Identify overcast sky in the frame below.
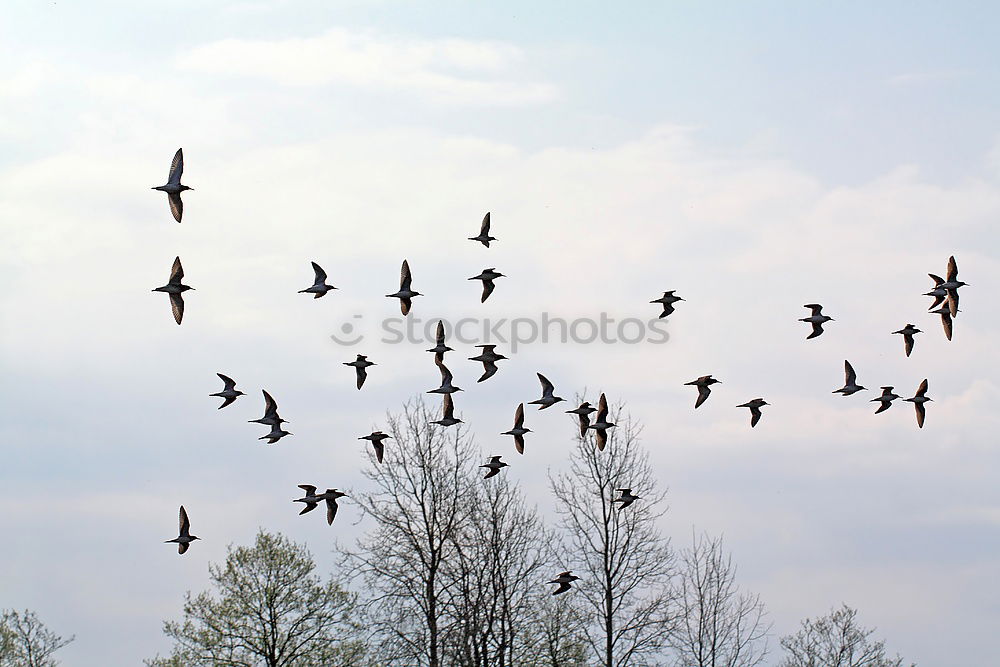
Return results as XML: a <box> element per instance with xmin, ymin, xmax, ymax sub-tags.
<box><xmin>2</xmin><ymin>2</ymin><xmax>999</xmax><ymax>665</ymax></box>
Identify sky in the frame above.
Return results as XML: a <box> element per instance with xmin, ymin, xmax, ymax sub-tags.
<box><xmin>1</xmin><ymin>1</ymin><xmax>999</xmax><ymax>664</ymax></box>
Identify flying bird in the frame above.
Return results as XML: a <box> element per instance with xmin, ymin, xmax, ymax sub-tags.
<box><xmin>259</xmin><ymin>422</ymin><xmax>292</xmax><ymax>444</ymax></box>
<box><xmin>870</xmin><ymin>386</ymin><xmax>900</xmax><ymax>414</ymax></box>
<box><xmin>588</xmin><ymin>393</ymin><xmax>616</xmax><ymax>450</ymax></box>
<box><xmin>468</xmin><ymin>268</ymin><xmax>505</xmax><ymax>302</ymax></box>
<box><xmin>833</xmin><ymin>360</ymin><xmax>866</xmax><ymax>396</ymax></box>
<box><xmin>427</xmin><ymin>359</ymin><xmax>462</xmax><ymax>394</ymax></box>
<box><xmin>737</xmin><ymin>398</ymin><xmax>768</xmax><ymax>428</ymax></box>
<box><xmin>298</xmin><ymin>261</ymin><xmax>336</xmax><ymax>298</ymax></box>
<box><xmin>426</xmin><ymin>320</ymin><xmax>454</xmax><ymax>363</ymax></box>
<box><xmin>469</xmin><ymin>212</ymin><xmax>497</xmax><ymax>247</ymax></box>
<box><xmin>929</xmin><ymin>305</ymin><xmax>955</xmax><ymax>341</ymax></box>
<box><xmin>529</xmin><ymin>373</ymin><xmax>565</xmax><ymax>409</ymax></box>
<box><xmin>480</xmin><ymin>455</ymin><xmax>509</xmax><ymax>479</ymax></box>
<box><xmin>548</xmin><ymin>571</ymin><xmax>580</xmax><ymax>595</ymax></box>
<box><xmin>344</xmin><ymin>354</ymin><xmax>376</xmax><ymax>389</ymax></box>
<box><xmin>359</xmin><ymin>431</ymin><xmax>392</xmax><ymax>464</ymax></box>
<box><xmin>165</xmin><ymin>505</ymin><xmax>199</xmax><ymax>554</ymax></box>
<box><xmin>650</xmin><ymin>291</ymin><xmax>684</xmax><ymax>318</ymax></box>
<box><xmin>209</xmin><ymin>373</ymin><xmax>245</xmax><ymax>409</ymax></box>
<box><xmin>385</xmin><ymin>259</ymin><xmax>421</xmax><ymax>315</ymax></box>
<box><xmin>293</xmin><ymin>486</ymin><xmax>347</xmax><ymax>525</ymax></box>
<box><xmin>938</xmin><ymin>255</ymin><xmax>968</xmax><ymax>318</ymax></box>
<box><xmin>431</xmin><ymin>393</ymin><xmax>463</xmax><ymax>428</ymax></box>
<box><xmin>249</xmin><ymin>390</ymin><xmax>288</xmax><ymax>427</ymax></box>
<box><xmin>566</xmin><ymin>401</ymin><xmax>597</xmax><ymax>437</ymax></box>
<box><xmin>502</xmin><ymin>403</ymin><xmax>531</xmax><ymax>455</ymax></box>
<box><xmin>152</xmin><ymin>148</ymin><xmax>193</xmax><ymax>223</ymax></box>
<box><xmin>614</xmin><ymin>488</ymin><xmax>640</xmax><ymax>509</ymax></box>
<box><xmin>152</xmin><ymin>256</ymin><xmax>194</xmax><ymax>325</ymax></box>
<box><xmin>904</xmin><ymin>379</ymin><xmax>932</xmax><ymax>428</ymax></box>
<box><xmin>468</xmin><ymin>344</ymin><xmax>507</xmax><ymax>382</ymax></box>
<box><xmin>684</xmin><ymin>375</ymin><xmax>721</xmax><ymax>409</ymax></box>
<box><xmin>799</xmin><ymin>304</ymin><xmax>834</xmax><ymax>339</ymax></box>
<box><xmin>892</xmin><ymin>324</ymin><xmax>921</xmax><ymax>358</ymax></box>
<box><xmin>925</xmin><ymin>274</ymin><xmax>948</xmax><ymax>311</ymax></box>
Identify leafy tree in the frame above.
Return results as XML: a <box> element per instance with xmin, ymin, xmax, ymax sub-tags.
<box><xmin>146</xmin><ymin>530</ymin><xmax>364</xmax><ymax>667</ymax></box>
<box><xmin>0</xmin><ymin>609</ymin><xmax>73</xmax><ymax>667</ymax></box>
<box><xmin>779</xmin><ymin>604</ymin><xmax>913</xmax><ymax>667</ymax></box>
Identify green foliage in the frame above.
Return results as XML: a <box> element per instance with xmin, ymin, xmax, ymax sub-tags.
<box><xmin>147</xmin><ymin>530</ymin><xmax>365</xmax><ymax>667</ymax></box>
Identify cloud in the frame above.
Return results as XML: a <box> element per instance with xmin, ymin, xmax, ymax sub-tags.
<box><xmin>175</xmin><ymin>28</ymin><xmax>558</xmax><ymax>105</ymax></box>
<box><xmin>887</xmin><ymin>68</ymin><xmax>971</xmax><ymax>86</ymax></box>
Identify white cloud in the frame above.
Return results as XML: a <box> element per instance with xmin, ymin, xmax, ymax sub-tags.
<box><xmin>175</xmin><ymin>28</ymin><xmax>558</xmax><ymax>105</ymax></box>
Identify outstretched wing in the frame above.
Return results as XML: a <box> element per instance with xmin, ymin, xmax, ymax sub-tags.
<box><xmin>537</xmin><ymin>373</ymin><xmax>555</xmax><ymax>396</ymax></box>
<box><xmin>179</xmin><ymin>506</ymin><xmax>191</xmax><ymax>536</ymax></box>
<box><xmin>438</xmin><ymin>360</ymin><xmax>454</xmax><ymax>386</ymax></box>
<box><xmin>694</xmin><ymin>384</ymin><xmax>711</xmax><ymax>409</ymax></box>
<box><xmin>217</xmin><ymin>373</ymin><xmax>237</xmax><ymax>391</ymax></box>
<box><xmin>513</xmin><ymin>403</ymin><xmax>525</xmax><ymax>429</ymax></box>
<box><xmin>168</xmin><ymin>193</ymin><xmax>184</xmax><ymax>223</ymax></box>
<box><xmin>168</xmin><ymin>148</ymin><xmax>184</xmax><ymax>184</ymax></box>
<box><xmin>947</xmin><ymin>255</ymin><xmax>958</xmax><ymax>282</ymax></box>
<box><xmin>441</xmin><ymin>393</ymin><xmax>455</xmax><ymax>419</ymax></box>
<box><xmin>480</xmin><ymin>212</ymin><xmax>491</xmax><ymax>235</ymax></box>
<box><xmin>399</xmin><ymin>260</ymin><xmax>412</xmax><ymax>291</ymax></box>
<box><xmin>481</xmin><ymin>279</ymin><xmax>496</xmax><ymax>302</ymax></box>
<box><xmin>298</xmin><ymin>484</ymin><xmax>317</xmax><ymax>495</ymax></box>
<box><xmin>326</xmin><ymin>498</ymin><xmax>340</xmax><ymax>525</ymax></box>
<box><xmin>169</xmin><ymin>256</ymin><xmax>184</xmax><ymax>284</ymax></box>
<box><xmin>844</xmin><ymin>360</ymin><xmax>857</xmax><ymax>384</ymax></box>
<box><xmin>596</xmin><ymin>393</ymin><xmax>609</xmax><ymax>422</ymax></box>
<box><xmin>263</xmin><ymin>390</ymin><xmax>279</xmax><ymax>417</ymax></box>
<box><xmin>311</xmin><ymin>261</ymin><xmax>327</xmax><ymax>284</ymax></box>
<box><xmin>169</xmin><ymin>293</ymin><xmax>185</xmax><ymax>325</ymax></box>
<box><xmin>435</xmin><ymin>320</ymin><xmax>446</xmax><ymax>345</ymax></box>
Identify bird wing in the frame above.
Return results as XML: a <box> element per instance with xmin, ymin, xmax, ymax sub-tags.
<box><xmin>298</xmin><ymin>502</ymin><xmax>318</xmax><ymax>515</ymax></box>
<box><xmin>438</xmin><ymin>360</ymin><xmax>454</xmax><ymax>385</ymax></box>
<box><xmin>916</xmin><ymin>378</ymin><xmax>928</xmax><ymax>397</ymax></box>
<box><xmin>481</xmin><ymin>279</ymin><xmax>495</xmax><ymax>302</ymax></box>
<box><xmin>178</xmin><ymin>542</ymin><xmax>189</xmax><ymax>554</ymax></box>
<box><xmin>874</xmin><ymin>402</ymin><xmax>890</xmax><ymax>414</ymax></box>
<box><xmin>298</xmin><ymin>484</ymin><xmax>317</xmax><ymax>495</ymax></box>
<box><xmin>218</xmin><ymin>395</ymin><xmax>238</xmax><ymax>409</ymax></box>
<box><xmin>595</xmin><ymin>428</ymin><xmax>607</xmax><ymax>451</ymax></box>
<box><xmin>399</xmin><ymin>260</ymin><xmax>412</xmax><ymax>291</ymax></box>
<box><xmin>903</xmin><ymin>335</ymin><xmax>914</xmax><ymax>357</ymax></box>
<box><xmin>807</xmin><ymin>321</ymin><xmax>824</xmax><ymax>339</ymax></box>
<box><xmin>749</xmin><ymin>407</ymin><xmax>762</xmax><ymax>427</ymax></box>
<box><xmin>263</xmin><ymin>390</ymin><xmax>279</xmax><ymax>417</ymax></box>
<box><xmin>400</xmin><ymin>297</ymin><xmax>411</xmax><ymax>316</ymax></box>
<box><xmin>326</xmin><ymin>498</ymin><xmax>339</xmax><ymax>525</ymax></box>
<box><xmin>537</xmin><ymin>373</ymin><xmax>555</xmax><ymax>397</ymax></box>
<box><xmin>947</xmin><ymin>255</ymin><xmax>958</xmax><ymax>282</ymax></box>
<box><xmin>941</xmin><ymin>311</ymin><xmax>953</xmax><ymax>340</ymax></box>
<box><xmin>577</xmin><ymin>413</ymin><xmax>590</xmax><ymax>437</ymax></box>
<box><xmin>169</xmin><ymin>293</ymin><xmax>185</xmax><ymax>325</ymax></box>
<box><xmin>513</xmin><ymin>403</ymin><xmax>525</xmax><ymax>428</ymax></box>
<box><xmin>373</xmin><ymin>441</ymin><xmax>384</xmax><ymax>464</ymax></box>
<box><xmin>694</xmin><ymin>384</ymin><xmax>711</xmax><ymax>409</ymax></box>
<box><xmin>596</xmin><ymin>393</ymin><xmax>609</xmax><ymax>422</ymax></box>
<box><xmin>435</xmin><ymin>320</ymin><xmax>446</xmax><ymax>345</ymax></box>
<box><xmin>179</xmin><ymin>506</ymin><xmax>191</xmax><ymax>536</ymax></box>
<box><xmin>553</xmin><ymin>581</ymin><xmax>571</xmax><ymax>595</ymax></box>
<box><xmin>844</xmin><ymin>360</ymin><xmax>857</xmax><ymax>384</ymax></box>
<box><xmin>478</xmin><ymin>360</ymin><xmax>498</xmax><ymax>382</ymax></box>
<box><xmin>804</xmin><ymin>303</ymin><xmax>823</xmax><ymax>316</ymax></box>
<box><xmin>483</xmin><ymin>466</ymin><xmax>499</xmax><ymax>479</ymax></box>
<box><xmin>169</xmin><ymin>256</ymin><xmax>184</xmax><ymax>284</ymax></box>
<box><xmin>480</xmin><ymin>212</ymin><xmax>491</xmax><ymax>235</ymax></box>
<box><xmin>514</xmin><ymin>434</ymin><xmax>525</xmax><ymax>455</ymax></box>
<box><xmin>946</xmin><ymin>290</ymin><xmax>959</xmax><ymax>318</ymax></box>
<box><xmin>441</xmin><ymin>393</ymin><xmax>455</xmax><ymax>419</ymax></box>
<box><xmin>311</xmin><ymin>261</ymin><xmax>327</xmax><ymax>284</ymax></box>
<box><xmin>357</xmin><ymin>366</ymin><xmax>368</xmax><ymax>390</ymax></box>
<box><xmin>168</xmin><ymin>193</ymin><xmax>184</xmax><ymax>223</ymax></box>
<box><xmin>915</xmin><ymin>401</ymin><xmax>926</xmax><ymax>428</ymax></box>
<box><xmin>217</xmin><ymin>373</ymin><xmax>237</xmax><ymax>391</ymax></box>
<box><xmin>928</xmin><ymin>273</ymin><xmax>944</xmax><ymax>286</ymax></box>
<box><xmin>168</xmin><ymin>148</ymin><xmax>184</xmax><ymax>184</ymax></box>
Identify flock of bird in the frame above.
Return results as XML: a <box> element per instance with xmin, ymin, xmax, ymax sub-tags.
<box><xmin>154</xmin><ymin>149</ymin><xmax>969</xmax><ymax>594</ymax></box>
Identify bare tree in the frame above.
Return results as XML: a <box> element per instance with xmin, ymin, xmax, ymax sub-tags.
<box><xmin>443</xmin><ymin>474</ymin><xmax>552</xmax><ymax>666</ymax></box>
<box><xmin>669</xmin><ymin>532</ymin><xmax>769</xmax><ymax>667</ymax></box>
<box><xmin>779</xmin><ymin>604</ymin><xmax>913</xmax><ymax>667</ymax></box>
<box><xmin>549</xmin><ymin>402</ymin><xmax>676</xmax><ymax>666</ymax></box>
<box><xmin>146</xmin><ymin>530</ymin><xmax>364</xmax><ymax>667</ymax></box>
<box><xmin>352</xmin><ymin>398</ymin><xmax>475</xmax><ymax>667</ymax></box>
<box><xmin>0</xmin><ymin>609</ymin><xmax>73</xmax><ymax>667</ymax></box>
